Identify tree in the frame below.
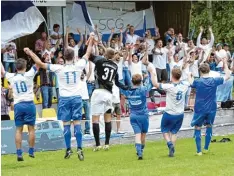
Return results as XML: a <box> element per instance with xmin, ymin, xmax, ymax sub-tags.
<box><xmin>190</xmin><ymin>1</ymin><xmax>234</xmax><ymax>49</ymax></box>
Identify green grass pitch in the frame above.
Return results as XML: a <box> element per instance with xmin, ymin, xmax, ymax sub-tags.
<box><xmin>2</xmin><ymin>135</ymin><xmax>234</xmax><ymax>176</ymax></box>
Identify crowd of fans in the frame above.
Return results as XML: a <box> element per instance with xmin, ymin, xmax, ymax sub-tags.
<box><xmin>1</xmin><ymin>23</ymin><xmax>234</xmax><ymax>133</ymax></box>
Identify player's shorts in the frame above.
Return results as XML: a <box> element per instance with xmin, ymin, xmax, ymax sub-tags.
<box><xmin>112</xmin><ymin>103</ymin><xmax>121</xmax><ymax>115</ymax></box>
<box><xmin>91</xmin><ymin>89</ymin><xmax>113</xmax><ymax>116</ymax></box>
<box><xmin>14</xmin><ymin>101</ymin><xmax>36</xmax><ymax>127</ymax></box>
<box><xmin>191</xmin><ymin>111</ymin><xmax>216</xmax><ymax>127</ymax></box>
<box><xmin>161</xmin><ymin>112</ymin><xmax>184</xmax><ymax>134</ymax></box>
<box><xmin>130</xmin><ymin>114</ymin><xmax>149</xmax><ymax>134</ymax></box>
<box><xmin>58</xmin><ymin>96</ymin><xmax>83</xmax><ymax>122</ymax></box>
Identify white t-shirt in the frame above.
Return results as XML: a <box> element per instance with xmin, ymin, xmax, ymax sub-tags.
<box><xmin>215</xmin><ymin>49</ymin><xmax>227</xmax><ymax>68</ymax></box>
<box><xmin>189</xmin><ymin>60</ymin><xmax>199</xmax><ymax>77</ymax></box>
<box><xmin>126</xmin><ymin>34</ymin><xmax>140</xmax><ymax>44</ymax></box>
<box><xmin>85</xmin><ymin>61</ymin><xmax>95</xmax><ymax>82</ymax></box>
<box><xmin>181</xmin><ymin>64</ymin><xmax>190</xmax><ymax>81</ymax></box>
<box><xmin>50</xmin><ymin>31</ymin><xmax>62</xmax><ymax>45</ymax></box>
<box><xmin>5</xmin><ymin>66</ymin><xmax>37</xmax><ymax>104</ymax></box>
<box><xmin>115</xmin><ymin>57</ymin><xmax>124</xmax><ymax>80</ymax></box>
<box><xmin>152</xmin><ymin>47</ymin><xmax>168</xmax><ymax>69</ymax></box>
<box><xmin>160</xmin><ymin>82</ymin><xmax>189</xmax><ymax>115</ymax></box>
<box><xmin>78</xmin><ymin>77</ymin><xmax>89</xmax><ymax>100</ymax></box>
<box><xmin>48</xmin><ymin>58</ymin><xmax>87</xmax><ymax>97</ymax></box>
<box><xmin>145</xmin><ymin>38</ymin><xmax>155</xmax><ymax>55</ymax></box>
<box><xmin>130</xmin><ymin>61</ymin><xmax>142</xmax><ymax>77</ymax></box>
<box><xmin>112</xmin><ymin>83</ymin><xmax>120</xmax><ymax>104</ymax></box>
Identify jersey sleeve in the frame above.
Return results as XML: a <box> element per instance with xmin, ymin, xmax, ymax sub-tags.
<box><xmin>74</xmin><ymin>58</ymin><xmax>87</xmax><ymax>71</ymax></box>
<box><xmin>159</xmin><ymin>83</ymin><xmax>174</xmax><ymax>92</ymax></box>
<box><xmin>25</xmin><ymin>65</ymin><xmax>38</xmax><ymax>78</ymax></box>
<box><xmin>47</xmin><ymin>64</ymin><xmax>63</xmax><ymax>73</ymax></box>
<box><xmin>4</xmin><ymin>72</ymin><xmax>15</xmax><ymax>83</ymax></box>
<box><xmin>215</xmin><ymin>77</ymin><xmax>224</xmax><ymax>86</ymax></box>
<box><xmin>115</xmin><ymin>73</ymin><xmax>130</xmax><ymax>90</ymax></box>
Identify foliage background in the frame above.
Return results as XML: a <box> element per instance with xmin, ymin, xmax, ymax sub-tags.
<box><xmin>189</xmin><ymin>1</ymin><xmax>234</xmax><ymax>50</ymax></box>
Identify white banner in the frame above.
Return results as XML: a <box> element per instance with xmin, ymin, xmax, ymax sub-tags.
<box><xmin>48</xmin><ymin>5</ymin><xmax>156</xmax><ymax>35</ymax></box>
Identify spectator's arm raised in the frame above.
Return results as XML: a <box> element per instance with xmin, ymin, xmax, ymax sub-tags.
<box><xmin>196</xmin><ymin>26</ymin><xmax>203</xmax><ymax>47</ymax></box>
<box><xmin>77</xmin><ymin>28</ymin><xmax>83</xmax><ymax>48</ymax></box>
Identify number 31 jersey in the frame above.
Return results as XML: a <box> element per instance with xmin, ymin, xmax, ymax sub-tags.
<box><xmin>94</xmin><ymin>58</ymin><xmax>118</xmax><ymax>93</ymax></box>
<box><xmin>159</xmin><ymin>82</ymin><xmax>189</xmax><ymax>115</ymax></box>
<box><xmin>5</xmin><ymin>66</ymin><xmax>37</xmax><ymax>105</ymax></box>
<box><xmin>48</xmin><ymin>58</ymin><xmax>87</xmax><ymax>97</ymax></box>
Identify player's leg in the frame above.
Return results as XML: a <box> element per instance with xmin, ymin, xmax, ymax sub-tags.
<box><xmin>141</xmin><ymin>116</ymin><xmax>149</xmax><ymax>154</ymax></box>
<box><xmin>58</xmin><ymin>97</ymin><xmax>72</xmax><ymax>158</ymax></box>
<box><xmin>170</xmin><ymin>114</ymin><xmax>184</xmax><ymax>156</ymax></box>
<box><xmin>15</xmin><ymin>126</ymin><xmax>24</xmax><ymax>161</ymax></box>
<box><xmin>83</xmin><ymin>100</ymin><xmax>90</xmax><ymax>134</ymax></box>
<box><xmin>92</xmin><ymin>115</ymin><xmax>101</xmax><ymax>151</ymax></box>
<box><xmin>203</xmin><ymin>111</ymin><xmax>216</xmax><ymax>153</ymax></box>
<box><xmin>130</xmin><ymin>116</ymin><xmax>143</xmax><ymax>159</ymax></box>
<box><xmin>103</xmin><ymin>110</ymin><xmax>112</xmax><ymax>150</ymax></box>
<box><xmin>27</xmin><ymin>125</ymin><xmax>35</xmax><ymax>158</ymax></box>
<box><xmin>91</xmin><ymin>90</ymin><xmax>103</xmax><ymax>151</ymax></box>
<box><xmin>161</xmin><ymin>113</ymin><xmax>174</xmax><ymax>157</ymax></box>
<box><xmin>191</xmin><ymin>113</ymin><xmax>204</xmax><ymax>155</ymax></box>
<box><xmin>71</xmin><ymin>96</ymin><xmax>84</xmax><ymax>161</ymax></box>
<box><xmin>23</xmin><ymin>101</ymin><xmax>37</xmax><ymax>158</ymax></box>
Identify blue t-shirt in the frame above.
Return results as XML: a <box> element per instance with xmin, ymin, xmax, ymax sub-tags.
<box><xmin>191</xmin><ymin>77</ymin><xmax>224</xmax><ymax>113</ymax></box>
<box><xmin>122</xmin><ymin>80</ymin><xmax>153</xmax><ymax>116</ymax></box>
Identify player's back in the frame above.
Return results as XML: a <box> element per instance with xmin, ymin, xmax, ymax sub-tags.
<box><xmin>123</xmin><ymin>86</ymin><xmax>150</xmax><ymax>116</ymax></box>
<box><xmin>162</xmin><ymin>82</ymin><xmax>189</xmax><ymax>115</ymax></box>
<box><xmin>5</xmin><ymin>66</ymin><xmax>37</xmax><ymax>104</ymax></box>
<box><xmin>95</xmin><ymin>58</ymin><xmax>118</xmax><ymax>93</ymax></box>
<box><xmin>48</xmin><ymin>59</ymin><xmax>86</xmax><ymax>97</ymax></box>
<box><xmin>192</xmin><ymin>77</ymin><xmax>224</xmax><ymax>113</ymax></box>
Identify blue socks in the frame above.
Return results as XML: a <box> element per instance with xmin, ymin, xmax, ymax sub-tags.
<box><xmin>194</xmin><ymin>129</ymin><xmax>201</xmax><ymax>153</ymax></box>
<box><xmin>74</xmin><ymin>124</ymin><xmax>82</xmax><ymax>150</ymax></box>
<box><xmin>63</xmin><ymin>125</ymin><xmax>71</xmax><ymax>149</ymax></box>
<box><xmin>16</xmin><ymin>149</ymin><xmax>22</xmax><ymax>157</ymax></box>
<box><xmin>167</xmin><ymin>141</ymin><xmax>173</xmax><ymax>149</ymax></box>
<box><xmin>204</xmin><ymin>127</ymin><xmax>212</xmax><ymax>150</ymax></box>
<box><xmin>29</xmin><ymin>148</ymin><xmax>34</xmax><ymax>155</ymax></box>
<box><xmin>135</xmin><ymin>143</ymin><xmax>142</xmax><ymax>157</ymax></box>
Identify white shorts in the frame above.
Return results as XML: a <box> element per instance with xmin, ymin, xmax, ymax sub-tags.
<box><xmin>91</xmin><ymin>89</ymin><xmax>113</xmax><ymax>116</ymax></box>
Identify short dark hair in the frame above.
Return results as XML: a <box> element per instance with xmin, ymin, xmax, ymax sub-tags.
<box><xmin>64</xmin><ymin>48</ymin><xmax>74</xmax><ymax>61</ymax></box>
<box><xmin>53</xmin><ymin>24</ymin><xmax>60</xmax><ymax>29</ymax></box>
<box><xmin>171</xmin><ymin>68</ymin><xmax>182</xmax><ymax>80</ymax></box>
<box><xmin>132</xmin><ymin>74</ymin><xmax>142</xmax><ymax>85</ymax></box>
<box><xmin>199</xmin><ymin>63</ymin><xmax>210</xmax><ymax>74</ymax></box>
<box><xmin>15</xmin><ymin>58</ymin><xmax>27</xmax><ymax>71</ymax></box>
<box><xmin>156</xmin><ymin>39</ymin><xmax>162</xmax><ymax>44</ymax></box>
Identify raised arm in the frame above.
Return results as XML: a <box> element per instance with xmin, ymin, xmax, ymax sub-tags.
<box><xmin>24</xmin><ymin>48</ymin><xmax>47</xmax><ymax>69</ymax></box>
<box><xmin>223</xmin><ymin>58</ymin><xmax>231</xmax><ymax>81</ymax></box>
<box><xmin>65</xmin><ymin>26</ymin><xmax>70</xmax><ymax>49</ymax></box>
<box><xmin>196</xmin><ymin>26</ymin><xmax>203</xmax><ymax>47</ymax></box>
<box><xmin>208</xmin><ymin>26</ymin><xmax>214</xmax><ymax>48</ymax></box>
<box><xmin>119</xmin><ymin>28</ymin><xmax>123</xmax><ymax>47</ymax></box>
<box><xmin>128</xmin><ymin>45</ymin><xmax>133</xmax><ymax>65</ymax></box>
<box><xmin>107</xmin><ymin>28</ymin><xmax>114</xmax><ymax>47</ymax></box>
<box><xmin>83</xmin><ymin>36</ymin><xmax>94</xmax><ymax>60</ymax></box>
<box><xmin>77</xmin><ymin>28</ymin><xmax>83</xmax><ymax>48</ymax></box>
<box><xmin>86</xmin><ymin>61</ymin><xmax>92</xmax><ymax>80</ymax></box>
<box><xmin>115</xmin><ymin>73</ymin><xmax>129</xmax><ymax>90</ymax></box>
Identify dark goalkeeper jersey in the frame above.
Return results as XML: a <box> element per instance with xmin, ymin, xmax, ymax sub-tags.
<box><xmin>90</xmin><ymin>55</ymin><xmax>128</xmax><ymax>93</ymax></box>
